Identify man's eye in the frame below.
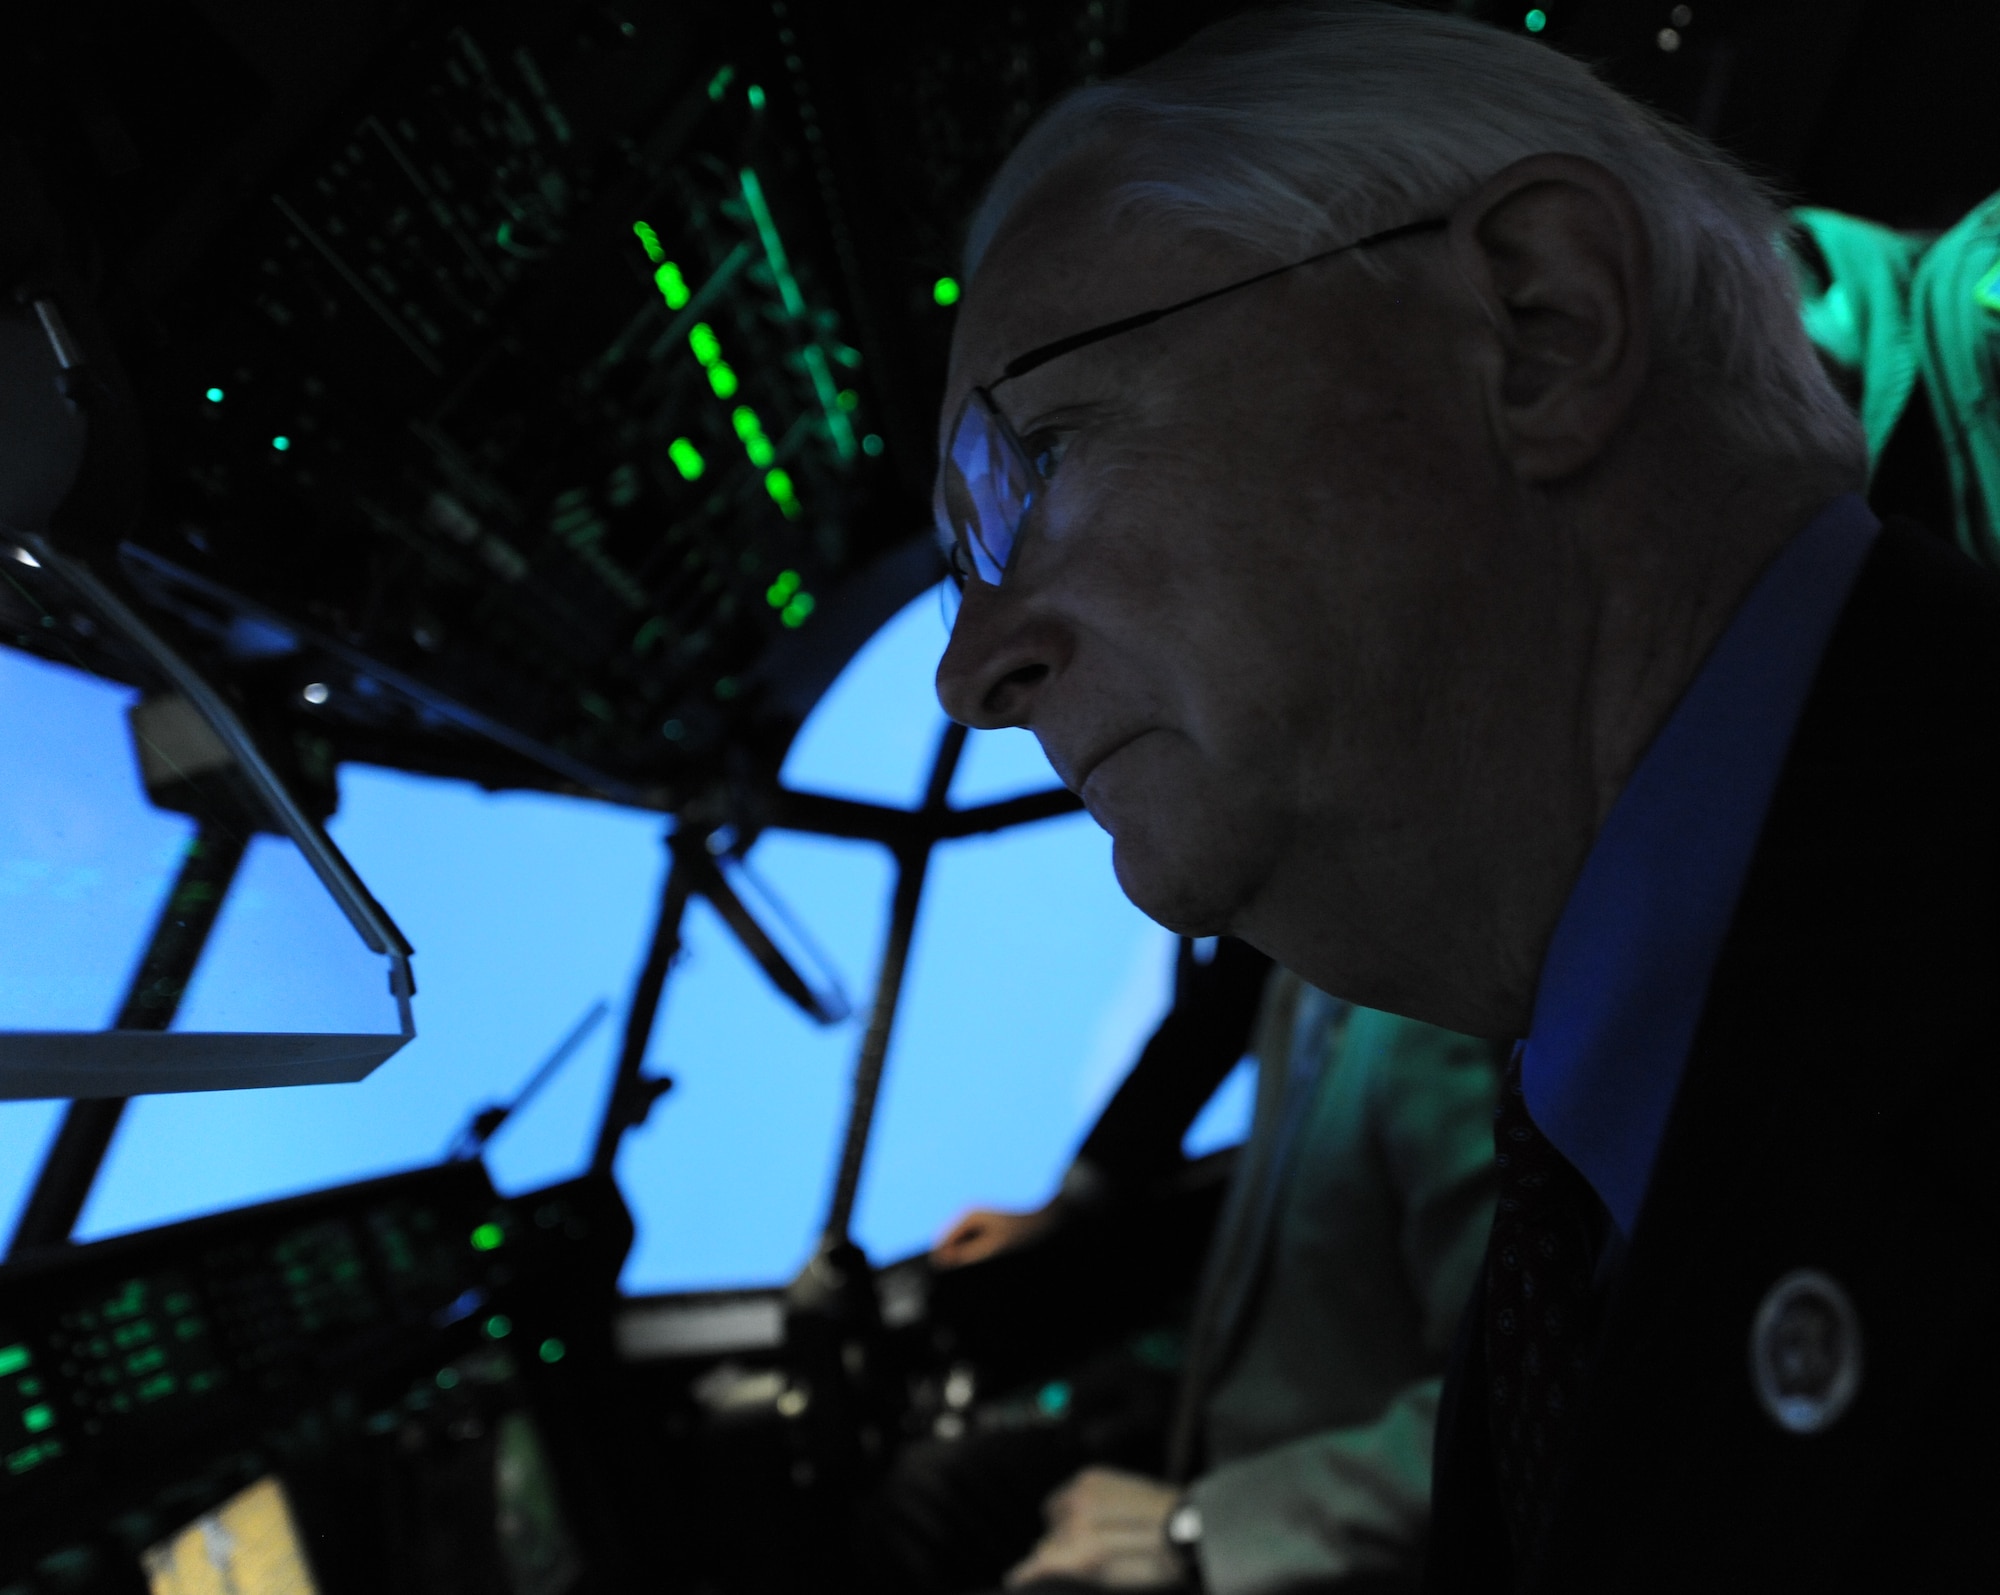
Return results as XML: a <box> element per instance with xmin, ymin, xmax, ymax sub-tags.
<box><xmin>1026</xmin><ymin>432</ymin><xmax>1070</xmax><ymax>481</ymax></box>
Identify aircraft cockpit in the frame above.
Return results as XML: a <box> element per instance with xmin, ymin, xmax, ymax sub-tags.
<box><xmin>0</xmin><ymin>2</ymin><xmax>1991</xmax><ymax>1592</ymax></box>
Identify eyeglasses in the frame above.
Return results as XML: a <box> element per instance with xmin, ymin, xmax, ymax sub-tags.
<box><xmin>934</xmin><ymin>215</ymin><xmax>1448</xmax><ymax>588</ymax></box>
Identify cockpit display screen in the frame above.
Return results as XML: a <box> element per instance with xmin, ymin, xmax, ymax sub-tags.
<box><xmin>141</xmin><ymin>1476</ymin><xmax>319</xmax><ymax>1595</ymax></box>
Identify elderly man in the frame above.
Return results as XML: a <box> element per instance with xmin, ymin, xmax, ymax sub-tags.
<box><xmin>932</xmin><ymin>5</ymin><xmax>1995</xmax><ymax>1591</ymax></box>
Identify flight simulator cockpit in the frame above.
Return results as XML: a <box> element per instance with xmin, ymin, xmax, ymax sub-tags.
<box><xmin>0</xmin><ymin>1</ymin><xmax>1992</xmax><ymax>1591</ymax></box>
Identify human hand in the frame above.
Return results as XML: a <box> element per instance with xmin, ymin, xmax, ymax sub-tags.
<box><xmin>931</xmin><ymin>1200</ymin><xmax>1062</xmax><ymax>1268</ymax></box>
<box><xmin>1005</xmin><ymin>1468</ymin><xmax>1184</xmax><ymax>1589</ymax></box>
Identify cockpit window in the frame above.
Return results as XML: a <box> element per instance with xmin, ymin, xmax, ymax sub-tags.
<box><xmin>71</xmin><ymin>588</ymin><xmax>1177</xmax><ymax>1293</ymax></box>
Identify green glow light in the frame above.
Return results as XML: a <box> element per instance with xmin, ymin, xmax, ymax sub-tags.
<box><xmin>739</xmin><ymin>169</ymin><xmax>805</xmax><ymax>318</ymax></box>
<box><xmin>836</xmin><ymin>388</ymin><xmax>859</xmax><ymax>412</ymax></box>
<box><xmin>633</xmin><ymin>221</ymin><xmax>665</xmax><ymax>263</ymax></box>
<box><xmin>20</xmin><ymin>1405</ymin><xmax>52</xmax><ymax>1434</ymax></box>
<box><xmin>436</xmin><ymin>1367</ymin><xmax>460</xmax><ymax>1390</ymax></box>
<box><xmin>668</xmin><ymin>438</ymin><xmax>706</xmax><ymax>480</ymax></box>
<box><xmin>485</xmin><ymin>1314</ymin><xmax>513</xmax><ymax>1340</ymax></box>
<box><xmin>271</xmin><ymin>435</ymin><xmax>291</xmax><ymax>451</ymax></box>
<box><xmin>803</xmin><ymin>345</ymin><xmax>857</xmax><ymax>460</ymax></box>
<box><xmin>733</xmin><ymin>406</ymin><xmax>776</xmax><ymax>467</ymax></box>
<box><xmin>747</xmin><ymin>84</ymin><xmax>766</xmax><ymax>110</ymax></box>
<box><xmin>862</xmin><ymin>433</ymin><xmax>884</xmax><ymax>457</ymax></box>
<box><xmin>539</xmin><ymin>1338</ymin><xmax>566</xmax><ymax>1364</ymax></box>
<box><xmin>0</xmin><ymin>1347</ymin><xmax>29</xmax><ymax>1378</ymax></box>
<box><xmin>204</xmin><ymin>387</ymin><xmax>224</xmax><ymax>403</ymax></box>
<box><xmin>689</xmin><ymin>323</ymin><xmax>721</xmax><ymax>366</ymax></box>
<box><xmin>1036</xmin><ymin>1381</ymin><xmax>1072</xmax><ymax>1418</ymax></box>
<box><xmin>708</xmin><ymin>363</ymin><xmax>739</xmax><ymax>399</ymax></box>
<box><xmin>470</xmin><ymin>1222</ymin><xmax>504</xmax><ymax>1252</ymax></box>
<box><xmin>1524</xmin><ymin>8</ymin><xmax>1547</xmax><ymax>30</ymax></box>
<box><xmin>933</xmin><ymin>277</ymin><xmax>961</xmax><ymax>307</ymax></box>
<box><xmin>766</xmin><ymin>569</ymin><xmax>801</xmax><ymax>607</ymax></box>
<box><xmin>765</xmin><ymin>468</ymin><xmax>801</xmax><ymax>519</ymax></box>
<box><xmin>780</xmin><ymin>592</ymin><xmax>815</xmax><ymax>628</ymax></box>
<box><xmin>707</xmin><ymin>65</ymin><xmax>735</xmax><ymax>101</ymax></box>
<box><xmin>654</xmin><ymin>260</ymin><xmax>690</xmax><ymax>309</ymax></box>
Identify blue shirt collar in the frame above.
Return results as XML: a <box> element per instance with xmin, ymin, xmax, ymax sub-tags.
<box><xmin>1521</xmin><ymin>493</ymin><xmax>1881</xmax><ymax>1235</ymax></box>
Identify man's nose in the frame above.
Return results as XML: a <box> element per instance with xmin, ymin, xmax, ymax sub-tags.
<box><xmin>934</xmin><ymin>583</ymin><xmax>1067</xmax><ymax>730</ymax></box>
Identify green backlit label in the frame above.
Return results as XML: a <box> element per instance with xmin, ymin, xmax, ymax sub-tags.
<box><xmin>668</xmin><ymin>439</ymin><xmax>706</xmax><ymax>481</ymax></box>
<box><xmin>6</xmin><ymin>1440</ymin><xmax>60</xmax><ymax>1474</ymax></box>
<box><xmin>654</xmin><ymin>261</ymin><xmax>690</xmax><ymax>310</ymax></box>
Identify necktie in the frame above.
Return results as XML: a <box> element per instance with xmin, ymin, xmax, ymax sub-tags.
<box><xmin>1484</xmin><ymin>1049</ymin><xmax>1612</xmax><ymax>1577</ymax></box>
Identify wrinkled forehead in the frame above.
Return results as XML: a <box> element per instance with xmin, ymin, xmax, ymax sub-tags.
<box><xmin>942</xmin><ymin>164</ymin><xmax>1274</xmax><ymax>432</ymax></box>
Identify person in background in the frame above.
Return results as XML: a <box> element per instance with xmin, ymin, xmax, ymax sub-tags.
<box><xmin>876</xmin><ymin>955</ymin><xmax>1500</xmax><ymax>1595</ymax></box>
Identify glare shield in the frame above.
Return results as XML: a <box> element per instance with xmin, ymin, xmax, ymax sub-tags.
<box><xmin>0</xmin><ymin>536</ymin><xmax>413</xmax><ymax>1099</ymax></box>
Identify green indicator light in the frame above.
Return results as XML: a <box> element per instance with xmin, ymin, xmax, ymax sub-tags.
<box><xmin>469</xmin><ymin>1222</ymin><xmax>504</xmax><ymax>1252</ymax></box>
<box><xmin>707</xmin><ymin>65</ymin><xmax>735</xmax><ymax>101</ymax></box>
<box><xmin>436</xmin><ymin>1367</ymin><xmax>460</xmax><ymax>1390</ymax></box>
<box><xmin>731</xmin><ymin>405</ymin><xmax>763</xmax><ymax>441</ymax></box>
<box><xmin>539</xmin><ymin>1337</ymin><xmax>566</xmax><ymax>1364</ymax></box>
<box><xmin>21</xmin><ymin>1405</ymin><xmax>53</xmax><ymax>1434</ymax></box>
<box><xmin>933</xmin><ymin>277</ymin><xmax>961</xmax><ymax>307</ymax></box>
<box><xmin>204</xmin><ymin>387</ymin><xmax>224</xmax><ymax>404</ymax></box>
<box><xmin>745</xmin><ymin>436</ymin><xmax>773</xmax><ymax>467</ymax></box>
<box><xmin>689</xmin><ymin>323</ymin><xmax>721</xmax><ymax>366</ymax></box>
<box><xmin>862</xmin><ymin>433</ymin><xmax>884</xmax><ymax>457</ymax></box>
<box><xmin>836</xmin><ymin>388</ymin><xmax>859</xmax><ymax>412</ymax></box>
<box><xmin>668</xmin><ymin>438</ymin><xmax>706</xmax><ymax>480</ymax></box>
<box><xmin>271</xmin><ymin>435</ymin><xmax>291</xmax><ymax>452</ymax></box>
<box><xmin>633</xmin><ymin>221</ymin><xmax>665</xmax><ymax>263</ymax></box>
<box><xmin>708</xmin><ymin>363</ymin><xmax>739</xmax><ymax>399</ymax></box>
<box><xmin>654</xmin><ymin>260</ymin><xmax>690</xmax><ymax>310</ymax></box>
<box><xmin>764</xmin><ymin>468</ymin><xmax>800</xmax><ymax>519</ymax></box>
<box><xmin>780</xmin><ymin>592</ymin><xmax>815</xmax><ymax>628</ymax></box>
<box><xmin>765</xmin><ymin>569</ymin><xmax>801</xmax><ymax>607</ymax></box>
<box><xmin>1036</xmin><ymin>1380</ymin><xmax>1072</xmax><ymax>1418</ymax></box>
<box><xmin>484</xmin><ymin>1313</ymin><xmax>513</xmax><ymax>1340</ymax></box>
<box><xmin>1524</xmin><ymin>8</ymin><xmax>1547</xmax><ymax>30</ymax></box>
<box><xmin>747</xmin><ymin>84</ymin><xmax>766</xmax><ymax>110</ymax></box>
<box><xmin>0</xmin><ymin>1346</ymin><xmax>29</xmax><ymax>1378</ymax></box>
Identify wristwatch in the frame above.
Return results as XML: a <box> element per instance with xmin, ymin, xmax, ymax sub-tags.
<box><xmin>1163</xmin><ymin>1496</ymin><xmax>1206</xmax><ymax>1592</ymax></box>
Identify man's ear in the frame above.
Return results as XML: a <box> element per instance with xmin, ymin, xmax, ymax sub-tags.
<box><xmin>1448</xmin><ymin>154</ymin><xmax>1651</xmax><ymax>482</ymax></box>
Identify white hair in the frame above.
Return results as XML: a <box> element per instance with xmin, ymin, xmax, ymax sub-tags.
<box><xmin>966</xmin><ymin>2</ymin><xmax>1863</xmax><ymax>472</ymax></box>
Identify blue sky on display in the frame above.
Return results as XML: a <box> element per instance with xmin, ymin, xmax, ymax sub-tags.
<box><xmin>0</xmin><ymin>585</ymin><xmax>1251</xmax><ymax>1290</ymax></box>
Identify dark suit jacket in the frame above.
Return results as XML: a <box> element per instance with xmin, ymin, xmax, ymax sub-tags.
<box><xmin>1426</xmin><ymin>521</ymin><xmax>2000</xmax><ymax>1591</ymax></box>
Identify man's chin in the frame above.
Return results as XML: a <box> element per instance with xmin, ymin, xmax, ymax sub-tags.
<box><xmin>1105</xmin><ymin>825</ymin><xmax>1257</xmax><ymax>939</ymax></box>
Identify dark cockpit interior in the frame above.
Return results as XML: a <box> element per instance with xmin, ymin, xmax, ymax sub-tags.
<box><xmin>0</xmin><ymin>2</ymin><xmax>1993</xmax><ymax>1591</ymax></box>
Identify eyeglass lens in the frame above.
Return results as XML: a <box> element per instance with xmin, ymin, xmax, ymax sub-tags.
<box><xmin>937</xmin><ymin>388</ymin><xmax>1037</xmax><ymax>586</ymax></box>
